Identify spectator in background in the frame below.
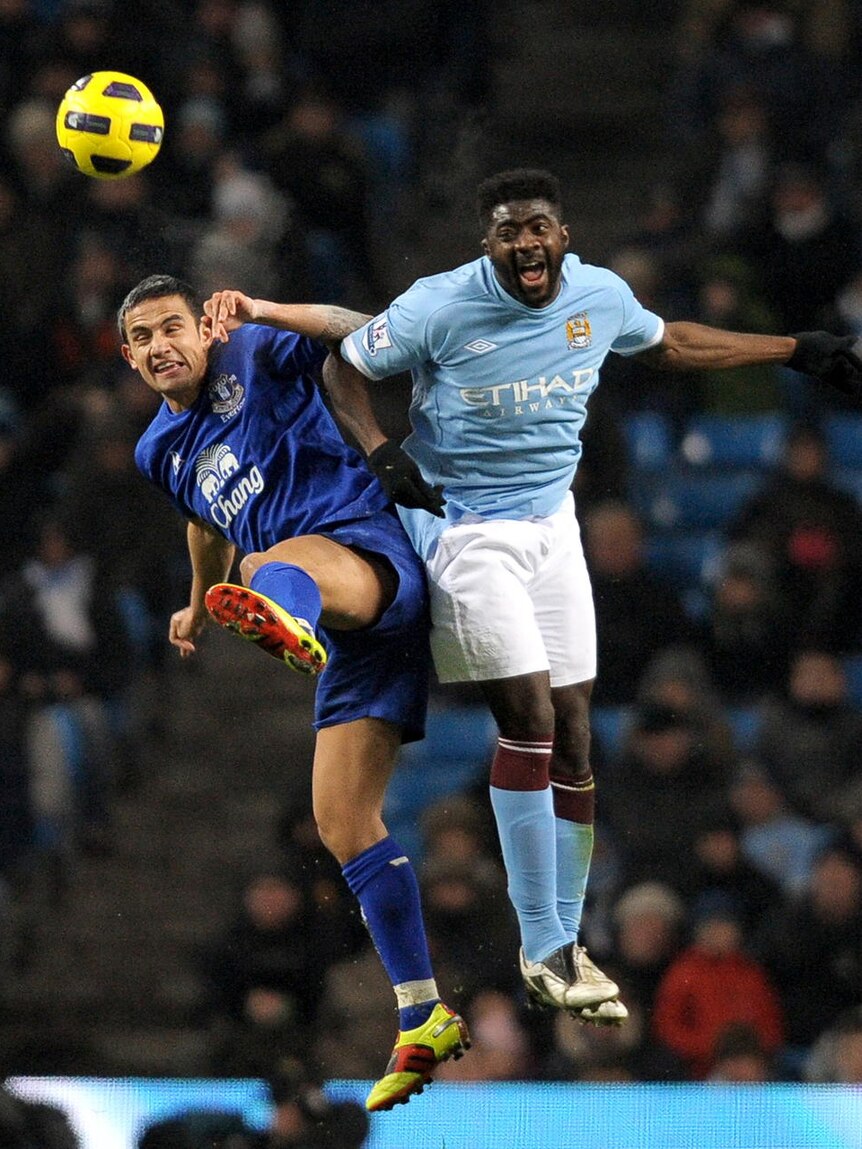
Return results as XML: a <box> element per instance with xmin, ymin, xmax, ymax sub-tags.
<box><xmin>805</xmin><ymin>1005</ymin><xmax>862</xmax><ymax>1083</ymax></box>
<box><xmin>751</xmin><ymin>842</ymin><xmax>862</xmax><ymax>1053</ymax></box>
<box><xmin>0</xmin><ymin>1081</ymin><xmax>80</xmax><ymax>1149</ymax></box>
<box><xmin>254</xmin><ymin>1055</ymin><xmax>369</xmax><ymax>1148</ymax></box>
<box><xmin>263</xmin><ymin>87</ymin><xmax>377</xmax><ymax>303</ymax></box>
<box><xmin>0</xmin><ymin>173</ymin><xmax>67</xmax><ymax>412</ymax></box>
<box><xmin>652</xmin><ymin>897</ymin><xmax>784</xmax><ymax>1079</ymax></box>
<box><xmin>698</xmin><ymin>85</ymin><xmax>774</xmax><ymax>242</ymax></box>
<box><xmin>689</xmin><ymin>254</ymin><xmax>782</xmax><ymax>413</ymax></box>
<box><xmin>189</xmin><ymin>165</ymin><xmax>298</xmax><ymax>301</ymax></box>
<box><xmin>635</xmin><ymin>646</ymin><xmax>737</xmax><ymax>777</ymax></box>
<box><xmin>728</xmin><ymin>759</ymin><xmax>834</xmax><ymax>896</ymax></box>
<box><xmin>707</xmin><ymin>1021</ymin><xmax>781</xmax><ymax>1081</ymax></box>
<box><xmin>0</xmin><ymin>0</ymin><xmax>41</xmax><ymax>120</ymax></box>
<box><xmin>157</xmin><ymin>95</ymin><xmax>228</xmax><ymax>225</ymax></box>
<box><xmin>277</xmin><ymin>797</ymin><xmax>368</xmax><ymax>966</ymax></box>
<box><xmin>686</xmin><ymin>809</ymin><xmax>782</xmax><ymax>930</ymax></box>
<box><xmin>582</xmin><ymin>500</ymin><xmax>692</xmax><ymax>707</ymax></box>
<box><xmin>729</xmin><ymin>421</ymin><xmax>862</xmax><ymax>650</ymax></box>
<box><xmin>2</xmin><ymin>512</ymin><xmax>128</xmax><ymax>867</ymax></box>
<box><xmin>602</xmin><ymin>702</ymin><xmax>729</xmax><ymax>892</ymax></box>
<box><xmin>697</xmin><ymin>541</ymin><xmax>794</xmax><ymax>704</ymax></box>
<box><xmin>740</xmin><ymin>162</ymin><xmax>860</xmax><ymax>336</ymax></box>
<box><xmin>606</xmin><ymin>880</ymin><xmax>687</xmax><ymax>1025</ymax></box>
<box><xmin>52</xmin><ymin>231</ymin><xmax>127</xmax><ymax>389</ymax></box>
<box><xmin>198</xmin><ymin>865</ymin><xmax>323</xmax><ymax>1078</ymax></box>
<box><xmin>754</xmin><ymin>649</ymin><xmax>862</xmax><ymax>826</ymax></box>
<box><xmin>419</xmin><ymin>854</ymin><xmax>521</xmax><ymax>1007</ymax></box>
<box><xmin>0</xmin><ymin>614</ymin><xmax>34</xmax><ymax>884</ymax></box>
<box><xmin>81</xmin><ymin>173</ymin><xmax>177</xmax><ymax>286</ymax></box>
<box><xmin>667</xmin><ymin>2</ymin><xmax>826</xmax><ymax>156</ymax></box>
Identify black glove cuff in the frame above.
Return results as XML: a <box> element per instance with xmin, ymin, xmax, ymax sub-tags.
<box><xmin>367</xmin><ymin>440</ymin><xmax>401</xmax><ymax>469</ymax></box>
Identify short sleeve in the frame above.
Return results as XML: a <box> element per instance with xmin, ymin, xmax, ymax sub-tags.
<box><xmin>608</xmin><ymin>274</ymin><xmax>665</xmax><ymax>356</ymax></box>
<box><xmin>268</xmin><ymin>328</ymin><xmax>328</xmax><ymax>375</ymax></box>
<box><xmin>341</xmin><ymin>285</ymin><xmax>432</xmax><ymax>380</ymax></box>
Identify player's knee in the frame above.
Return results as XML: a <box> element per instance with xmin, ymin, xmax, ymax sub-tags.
<box><xmin>313</xmin><ymin>803</ymin><xmax>365</xmax><ymax>866</ymax></box>
<box><xmin>239</xmin><ymin>552</ymin><xmax>265</xmax><ymax>585</ymax></box>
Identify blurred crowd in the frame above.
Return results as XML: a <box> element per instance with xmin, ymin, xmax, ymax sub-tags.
<box><xmin>2</xmin><ymin>3</ymin><xmax>862</xmax><ymax>1140</ymax></box>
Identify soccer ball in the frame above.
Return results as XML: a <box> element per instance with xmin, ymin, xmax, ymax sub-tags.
<box><xmin>56</xmin><ymin>70</ymin><xmax>164</xmax><ymax>179</ymax></box>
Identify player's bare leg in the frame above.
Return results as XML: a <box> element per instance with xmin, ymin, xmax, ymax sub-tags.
<box><xmin>313</xmin><ymin>719</ymin><xmax>469</xmax><ymax>1111</ymax></box>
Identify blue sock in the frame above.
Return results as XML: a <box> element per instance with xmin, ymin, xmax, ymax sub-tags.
<box><xmin>249</xmin><ymin>562</ymin><xmax>322</xmax><ymax>632</ymax></box>
<box><xmin>555</xmin><ymin>819</ymin><xmax>594</xmax><ymax>942</ymax></box>
<box><xmin>342</xmin><ymin>837</ymin><xmax>439</xmax><ymax>1030</ymax></box>
<box><xmin>489</xmin><ymin>785</ymin><xmax>568</xmax><ymax>962</ymax></box>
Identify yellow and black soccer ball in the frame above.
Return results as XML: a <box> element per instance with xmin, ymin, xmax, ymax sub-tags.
<box><xmin>56</xmin><ymin>70</ymin><xmax>164</xmax><ymax>179</ymax></box>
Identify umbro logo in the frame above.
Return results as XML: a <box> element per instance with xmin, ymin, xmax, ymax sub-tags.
<box><xmin>465</xmin><ymin>339</ymin><xmax>498</xmax><ymax>354</ymax></box>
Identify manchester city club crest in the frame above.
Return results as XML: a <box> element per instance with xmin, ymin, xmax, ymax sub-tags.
<box><xmin>208</xmin><ymin>373</ymin><xmax>245</xmax><ymax>420</ymax></box>
<box><xmin>566</xmin><ymin>312</ymin><xmax>592</xmax><ymax>350</ymax></box>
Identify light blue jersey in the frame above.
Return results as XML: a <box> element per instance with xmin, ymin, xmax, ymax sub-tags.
<box><xmin>342</xmin><ymin>252</ymin><xmax>664</xmax><ymax>559</ymax></box>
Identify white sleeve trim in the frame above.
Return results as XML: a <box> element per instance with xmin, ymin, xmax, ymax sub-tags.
<box><xmin>341</xmin><ymin>331</ymin><xmax>379</xmax><ymax>379</ymax></box>
<box><xmin>615</xmin><ymin>316</ymin><xmax>665</xmax><ymax>357</ymax></box>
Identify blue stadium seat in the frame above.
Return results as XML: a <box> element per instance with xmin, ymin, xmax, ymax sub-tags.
<box><xmin>824</xmin><ymin>413</ymin><xmax>862</xmax><ymax>469</ymax></box>
<box><xmin>680</xmin><ymin>413</ymin><xmax>787</xmax><ymax>469</ymax></box>
<box><xmin>622</xmin><ymin>411</ymin><xmax>674</xmax><ymax>472</ymax></box>
<box><xmin>591</xmin><ymin>705</ymin><xmax>633</xmax><ymax>763</ymax></box>
<box><xmin>833</xmin><ymin>467</ymin><xmax>862</xmax><ymax>503</ymax></box>
<box><xmin>634</xmin><ymin>469</ymin><xmax>760</xmax><ymax>531</ymax></box>
<box><xmin>842</xmin><ymin>654</ymin><xmax>862</xmax><ymax>707</ymax></box>
<box><xmin>383</xmin><ymin>703</ymin><xmax>497</xmax><ymax>860</ymax></box>
<box><xmin>645</xmin><ymin>530</ymin><xmax>724</xmax><ymax>592</ymax></box>
<box><xmin>726</xmin><ymin>706</ymin><xmax>763</xmax><ymax>754</ymax></box>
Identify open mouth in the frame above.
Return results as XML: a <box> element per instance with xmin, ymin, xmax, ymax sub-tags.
<box><xmin>517</xmin><ymin>260</ymin><xmax>547</xmax><ymax>287</ymax></box>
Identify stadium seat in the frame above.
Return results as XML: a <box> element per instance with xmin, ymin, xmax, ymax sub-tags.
<box><xmin>645</xmin><ymin>530</ymin><xmax>723</xmax><ymax>591</ymax></box>
<box><xmin>824</xmin><ymin>413</ymin><xmax>862</xmax><ymax>470</ymax></box>
<box><xmin>383</xmin><ymin>703</ymin><xmax>497</xmax><ymax>860</ymax></box>
<box><xmin>833</xmin><ymin>467</ymin><xmax>862</xmax><ymax>503</ymax></box>
<box><xmin>622</xmin><ymin>410</ymin><xmax>674</xmax><ymax>472</ymax></box>
<box><xmin>633</xmin><ymin>469</ymin><xmax>760</xmax><ymax>531</ymax></box>
<box><xmin>842</xmin><ymin>654</ymin><xmax>862</xmax><ymax>708</ymax></box>
<box><xmin>680</xmin><ymin>413</ymin><xmax>787</xmax><ymax>469</ymax></box>
<box><xmin>726</xmin><ymin>706</ymin><xmax>763</xmax><ymax>754</ymax></box>
<box><xmin>591</xmin><ymin>705</ymin><xmax>633</xmax><ymax>764</ymax></box>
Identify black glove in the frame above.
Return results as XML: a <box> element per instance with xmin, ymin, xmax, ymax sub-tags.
<box><xmin>788</xmin><ymin>331</ymin><xmax>862</xmax><ymax>400</ymax></box>
<box><xmin>367</xmin><ymin>440</ymin><xmax>446</xmax><ymax>516</ymax></box>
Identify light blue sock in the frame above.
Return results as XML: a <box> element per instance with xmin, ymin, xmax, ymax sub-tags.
<box><xmin>489</xmin><ymin>785</ymin><xmax>568</xmax><ymax>962</ymax></box>
<box><xmin>249</xmin><ymin>561</ymin><xmax>322</xmax><ymax>632</ymax></box>
<box><xmin>342</xmin><ymin>836</ymin><xmax>438</xmax><ymax>1030</ymax></box>
<box><xmin>555</xmin><ymin>819</ymin><xmax>594</xmax><ymax>943</ymax></box>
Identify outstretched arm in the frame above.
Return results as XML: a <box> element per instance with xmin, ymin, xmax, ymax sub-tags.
<box><xmin>169</xmin><ymin>519</ymin><xmax>236</xmax><ymax>657</ymax></box>
<box><xmin>202</xmin><ymin>289</ymin><xmax>370</xmax><ymax>349</ymax></box>
<box><xmin>638</xmin><ymin>322</ymin><xmax>862</xmax><ymax>399</ymax></box>
<box><xmin>637</xmin><ymin>322</ymin><xmax>795</xmax><ymax>371</ymax></box>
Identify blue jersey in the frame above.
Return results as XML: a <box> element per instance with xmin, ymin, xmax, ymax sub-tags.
<box><xmin>342</xmin><ymin>252</ymin><xmax>664</xmax><ymax>559</ymax></box>
<box><xmin>135</xmin><ymin>323</ymin><xmax>389</xmax><ymax>553</ymax></box>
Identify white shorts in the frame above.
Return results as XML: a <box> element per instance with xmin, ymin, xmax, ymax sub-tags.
<box><xmin>425</xmin><ymin>493</ymin><xmax>596</xmax><ymax>686</ymax></box>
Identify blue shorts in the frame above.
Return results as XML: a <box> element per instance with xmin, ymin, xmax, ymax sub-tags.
<box><xmin>314</xmin><ymin>507</ymin><xmax>431</xmax><ymax>743</ymax></box>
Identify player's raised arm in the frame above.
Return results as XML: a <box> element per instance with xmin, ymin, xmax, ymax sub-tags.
<box><xmin>203</xmin><ymin>290</ymin><xmax>370</xmax><ymax>349</ymax></box>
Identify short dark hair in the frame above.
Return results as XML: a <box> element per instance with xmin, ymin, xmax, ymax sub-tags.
<box><xmin>477</xmin><ymin>168</ymin><xmax>562</xmax><ymax>231</ymax></box>
<box><xmin>117</xmin><ymin>274</ymin><xmax>201</xmax><ymax>340</ymax></box>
